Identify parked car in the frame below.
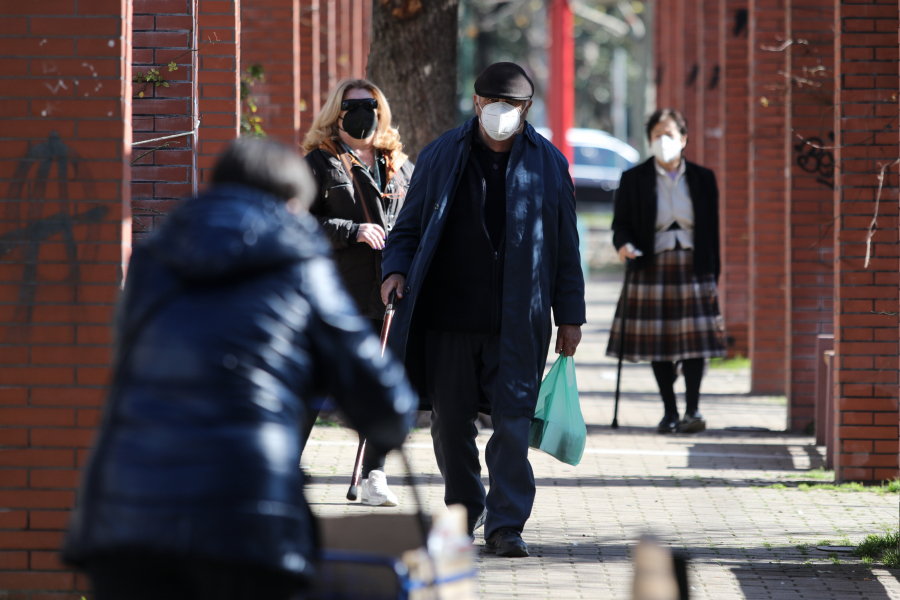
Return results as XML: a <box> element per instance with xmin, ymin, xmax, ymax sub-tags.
<box><xmin>535</xmin><ymin>127</ymin><xmax>641</xmax><ymax>203</ymax></box>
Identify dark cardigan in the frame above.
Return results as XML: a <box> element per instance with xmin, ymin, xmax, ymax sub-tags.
<box><xmin>611</xmin><ymin>157</ymin><xmax>721</xmax><ymax>280</ymax></box>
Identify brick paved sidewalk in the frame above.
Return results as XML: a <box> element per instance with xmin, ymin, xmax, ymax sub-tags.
<box><xmin>303</xmin><ymin>277</ymin><xmax>900</xmax><ymax>599</ymax></box>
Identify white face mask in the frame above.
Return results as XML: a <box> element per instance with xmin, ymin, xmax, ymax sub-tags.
<box><xmin>479</xmin><ymin>101</ymin><xmax>522</xmax><ymax>141</ymax></box>
<box><xmin>651</xmin><ymin>135</ymin><xmax>683</xmax><ymax>164</ymax></box>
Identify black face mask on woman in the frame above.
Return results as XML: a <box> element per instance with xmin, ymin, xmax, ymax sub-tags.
<box><xmin>340</xmin><ymin>103</ymin><xmax>378</xmax><ymax>140</ymax></box>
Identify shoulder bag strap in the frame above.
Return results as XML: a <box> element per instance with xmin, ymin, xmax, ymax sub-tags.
<box><xmin>337</xmin><ymin>152</ymin><xmax>376</xmax><ymax>225</ymax></box>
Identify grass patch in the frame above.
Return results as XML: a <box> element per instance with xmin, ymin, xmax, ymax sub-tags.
<box><xmin>709</xmin><ymin>355</ymin><xmax>751</xmax><ymax>370</ymax></box>
<box><xmin>763</xmin><ymin>479</ymin><xmax>899</xmax><ymax>495</ymax></box>
<box><xmin>314</xmin><ymin>417</ymin><xmax>341</xmax><ymax>427</ymax></box>
<box><xmin>854</xmin><ymin>526</ymin><xmax>900</xmax><ymax>568</ymax></box>
<box><xmin>787</xmin><ymin>468</ymin><xmax>834</xmax><ymax>481</ymax></box>
<box><xmin>577</xmin><ymin>211</ymin><xmax>613</xmax><ymax>229</ymax></box>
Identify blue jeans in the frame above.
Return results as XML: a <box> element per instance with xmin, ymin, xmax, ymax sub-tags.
<box><xmin>426</xmin><ymin>330</ymin><xmax>535</xmax><ymax>538</ymax></box>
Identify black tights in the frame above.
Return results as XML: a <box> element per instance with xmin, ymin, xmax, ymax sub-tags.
<box><xmin>651</xmin><ymin>358</ymin><xmax>704</xmax><ymax>417</ymax></box>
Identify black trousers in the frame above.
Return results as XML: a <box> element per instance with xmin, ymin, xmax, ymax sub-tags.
<box><xmin>299</xmin><ymin>318</ymin><xmax>386</xmax><ymax>478</ymax></box>
<box><xmin>426</xmin><ymin>330</ymin><xmax>535</xmax><ymax>538</ymax></box>
<box><xmin>651</xmin><ymin>358</ymin><xmax>705</xmax><ymax>416</ymax></box>
<box><xmin>86</xmin><ymin>554</ymin><xmax>305</xmax><ymax>600</ymax></box>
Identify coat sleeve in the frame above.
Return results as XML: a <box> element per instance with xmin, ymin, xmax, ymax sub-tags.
<box><xmin>303</xmin><ymin>256</ymin><xmax>416</xmax><ymax>452</ymax></box>
<box><xmin>381</xmin><ymin>145</ymin><xmax>431</xmax><ymax>280</ymax></box>
<box><xmin>611</xmin><ymin>170</ymin><xmax>637</xmax><ymax>251</ymax></box>
<box><xmin>552</xmin><ymin>159</ymin><xmax>587</xmax><ymax>326</ymax></box>
<box><xmin>305</xmin><ymin>154</ymin><xmax>359</xmax><ymax>250</ymax></box>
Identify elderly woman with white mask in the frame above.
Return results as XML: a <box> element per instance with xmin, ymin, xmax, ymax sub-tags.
<box><xmin>606</xmin><ymin>108</ymin><xmax>726</xmax><ymax>434</ymax></box>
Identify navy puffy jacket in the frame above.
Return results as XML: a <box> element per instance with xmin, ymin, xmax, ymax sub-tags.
<box><xmin>63</xmin><ymin>184</ymin><xmax>416</xmax><ymax>580</ymax></box>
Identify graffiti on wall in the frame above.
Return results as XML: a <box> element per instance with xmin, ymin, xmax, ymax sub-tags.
<box><xmin>794</xmin><ymin>133</ymin><xmax>835</xmax><ymax>189</ymax></box>
<box><xmin>4</xmin><ymin>132</ymin><xmax>109</xmax><ymax>324</ymax></box>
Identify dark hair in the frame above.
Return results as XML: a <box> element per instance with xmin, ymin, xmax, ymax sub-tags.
<box><xmin>212</xmin><ymin>137</ymin><xmax>315</xmax><ymax>208</ymax></box>
<box><xmin>646</xmin><ymin>109</ymin><xmax>688</xmax><ymax>141</ymax></box>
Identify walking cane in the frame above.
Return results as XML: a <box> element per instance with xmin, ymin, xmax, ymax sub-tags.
<box><xmin>346</xmin><ymin>290</ymin><xmax>398</xmax><ymax>501</ymax></box>
<box><xmin>612</xmin><ymin>259</ymin><xmax>633</xmax><ymax>429</ymax></box>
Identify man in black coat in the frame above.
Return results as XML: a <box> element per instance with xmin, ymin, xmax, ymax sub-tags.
<box><xmin>382</xmin><ymin>63</ymin><xmax>586</xmax><ymax>558</ymax></box>
<box><xmin>63</xmin><ymin>139</ymin><xmax>417</xmax><ymax>600</ymax></box>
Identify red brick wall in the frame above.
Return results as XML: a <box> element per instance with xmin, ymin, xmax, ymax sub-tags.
<box><xmin>702</xmin><ymin>0</ymin><xmax>726</xmax><ymax>178</ymax></box>
<box><xmin>672</xmin><ymin>0</ymin><xmax>687</xmax><ymax>111</ymax></box>
<box><xmin>0</xmin><ymin>0</ymin><xmax>133</xmax><ymax>594</ymax></box>
<box><xmin>722</xmin><ymin>0</ymin><xmax>751</xmax><ymax>358</ymax></box>
<box><xmin>832</xmin><ymin>0</ymin><xmax>899</xmax><ymax>482</ymax></box>
<box><xmin>786</xmin><ymin>0</ymin><xmax>835</xmax><ymax>431</ymax></box>
<box><xmin>748</xmin><ymin>0</ymin><xmax>788</xmax><ymax>395</ymax></box>
<box><xmin>241</xmin><ymin>0</ymin><xmax>301</xmax><ymax>146</ymax></box>
<box><xmin>196</xmin><ymin>0</ymin><xmax>241</xmax><ymax>186</ymax></box>
<box><xmin>655</xmin><ymin>0</ymin><xmax>674</xmax><ymax>108</ymax></box>
<box><xmin>297</xmin><ymin>0</ymin><xmax>371</xmax><ymax>141</ymax></box>
<box><xmin>684</xmin><ymin>0</ymin><xmax>704</xmax><ymax>161</ymax></box>
<box><xmin>132</xmin><ymin>0</ymin><xmax>197</xmax><ymax>238</ymax></box>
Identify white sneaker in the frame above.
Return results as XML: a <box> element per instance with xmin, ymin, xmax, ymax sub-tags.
<box><xmin>359</xmin><ymin>470</ymin><xmax>398</xmax><ymax>507</ymax></box>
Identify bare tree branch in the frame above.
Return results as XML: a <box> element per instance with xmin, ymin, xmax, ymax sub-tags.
<box><xmin>864</xmin><ymin>158</ymin><xmax>900</xmax><ymax>268</ymax></box>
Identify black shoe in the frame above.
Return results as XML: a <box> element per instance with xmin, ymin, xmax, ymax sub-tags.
<box><xmin>485</xmin><ymin>528</ymin><xmax>529</xmax><ymax>558</ymax></box>
<box><xmin>679</xmin><ymin>411</ymin><xmax>706</xmax><ymax>433</ymax></box>
<box><xmin>657</xmin><ymin>413</ymin><xmax>679</xmax><ymax>433</ymax></box>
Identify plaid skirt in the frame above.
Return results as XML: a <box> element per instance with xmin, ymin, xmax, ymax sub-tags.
<box><xmin>605</xmin><ymin>249</ymin><xmax>727</xmax><ymax>363</ymax></box>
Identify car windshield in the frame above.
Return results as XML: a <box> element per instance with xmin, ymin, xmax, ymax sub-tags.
<box><xmin>574</xmin><ymin>145</ymin><xmax>629</xmax><ymax>169</ymax></box>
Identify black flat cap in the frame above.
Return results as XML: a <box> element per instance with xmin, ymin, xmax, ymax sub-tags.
<box><xmin>474</xmin><ymin>62</ymin><xmax>534</xmax><ymax>101</ymax></box>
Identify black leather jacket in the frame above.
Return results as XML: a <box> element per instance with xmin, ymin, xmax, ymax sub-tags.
<box><xmin>306</xmin><ymin>144</ymin><xmax>413</xmax><ymax>319</ymax></box>
<box><xmin>63</xmin><ymin>184</ymin><xmax>416</xmax><ymax>580</ymax></box>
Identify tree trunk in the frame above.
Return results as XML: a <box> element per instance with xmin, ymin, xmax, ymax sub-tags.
<box><xmin>367</xmin><ymin>0</ymin><xmax>460</xmax><ymax>162</ymax></box>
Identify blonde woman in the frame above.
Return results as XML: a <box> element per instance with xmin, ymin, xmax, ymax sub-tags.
<box><xmin>301</xmin><ymin>79</ymin><xmax>413</xmax><ymax>507</ymax></box>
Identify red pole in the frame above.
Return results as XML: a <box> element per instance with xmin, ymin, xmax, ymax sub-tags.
<box><xmin>549</xmin><ymin>0</ymin><xmax>574</xmax><ymax>166</ymax></box>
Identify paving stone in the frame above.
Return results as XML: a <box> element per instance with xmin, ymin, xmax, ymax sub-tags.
<box><xmin>303</xmin><ymin>276</ymin><xmax>900</xmax><ymax>599</ymax></box>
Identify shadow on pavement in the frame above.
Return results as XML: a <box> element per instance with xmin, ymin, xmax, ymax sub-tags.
<box><xmin>585</xmin><ymin>423</ymin><xmax>811</xmax><ymax>441</ymax></box>
<box><xmin>727</xmin><ymin>549</ymin><xmax>900</xmax><ymax>600</ymax></box>
<box><xmin>310</xmin><ymin>472</ymin><xmax>837</xmax><ymax>490</ymax></box>
<box><xmin>477</xmin><ymin>541</ymin><xmax>900</xmax><ymax>599</ymax></box>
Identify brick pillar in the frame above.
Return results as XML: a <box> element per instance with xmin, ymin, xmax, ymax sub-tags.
<box><xmin>132</xmin><ymin>0</ymin><xmax>197</xmax><ymax>238</ymax></box>
<box><xmin>683</xmin><ymin>0</ymin><xmax>704</xmax><ymax>161</ymax></box>
<box><xmin>0</xmin><ymin>0</ymin><xmax>132</xmax><ymax>593</ymax></box>
<box><xmin>723</xmin><ymin>0</ymin><xmax>751</xmax><ymax>357</ymax></box>
<box><xmin>298</xmin><ymin>0</ymin><xmax>371</xmax><ymax>139</ymax></box>
<box><xmin>786</xmin><ymin>0</ymin><xmax>835</xmax><ymax>431</ymax></box>
<box><xmin>703</xmin><ymin>0</ymin><xmax>726</xmax><ymax>182</ymax></box>
<box><xmin>704</xmin><ymin>0</ymin><xmax>727</xmax><ymax>348</ymax></box>
<box><xmin>748</xmin><ymin>0</ymin><xmax>789</xmax><ymax>395</ymax></box>
<box><xmin>197</xmin><ymin>0</ymin><xmax>241</xmax><ymax>186</ymax></box>
<box><xmin>832</xmin><ymin>0</ymin><xmax>899</xmax><ymax>483</ymax></box>
<box><xmin>655</xmin><ymin>0</ymin><xmax>674</xmax><ymax>107</ymax></box>
<box><xmin>672</xmin><ymin>0</ymin><xmax>687</xmax><ymax>111</ymax></box>
<box><xmin>241</xmin><ymin>0</ymin><xmax>302</xmax><ymax>145</ymax></box>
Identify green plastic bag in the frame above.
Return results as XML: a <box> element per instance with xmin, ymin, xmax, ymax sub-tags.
<box><xmin>529</xmin><ymin>356</ymin><xmax>586</xmax><ymax>466</ymax></box>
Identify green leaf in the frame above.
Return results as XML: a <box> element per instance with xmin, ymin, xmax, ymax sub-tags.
<box><xmin>139</xmin><ymin>91</ymin><xmax>144</xmax><ymax>98</ymax></box>
<box><xmin>162</xmin><ymin>81</ymin><xmax>169</xmax><ymax>88</ymax></box>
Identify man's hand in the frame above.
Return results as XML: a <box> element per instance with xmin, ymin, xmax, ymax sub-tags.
<box><xmin>357</xmin><ymin>223</ymin><xmax>386</xmax><ymax>250</ymax></box>
<box><xmin>381</xmin><ymin>273</ymin><xmax>406</xmax><ymax>305</ymax></box>
<box><xmin>555</xmin><ymin>324</ymin><xmax>582</xmax><ymax>357</ymax></box>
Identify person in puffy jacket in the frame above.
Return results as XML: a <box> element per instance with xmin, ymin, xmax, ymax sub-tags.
<box><xmin>63</xmin><ymin>138</ymin><xmax>417</xmax><ymax>600</ymax></box>
<box><xmin>301</xmin><ymin>78</ymin><xmax>413</xmax><ymax>507</ymax></box>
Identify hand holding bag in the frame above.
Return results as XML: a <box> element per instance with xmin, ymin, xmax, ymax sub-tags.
<box><xmin>529</xmin><ymin>356</ymin><xmax>587</xmax><ymax>466</ymax></box>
